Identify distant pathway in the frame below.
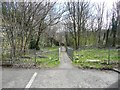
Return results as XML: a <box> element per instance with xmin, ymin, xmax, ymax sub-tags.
<box><xmin>58</xmin><ymin>47</ymin><xmax>74</xmax><ymax>69</ymax></box>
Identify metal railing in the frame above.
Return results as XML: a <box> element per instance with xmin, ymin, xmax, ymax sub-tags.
<box><xmin>66</xmin><ymin>47</ymin><xmax>74</xmax><ymax>61</ymax></box>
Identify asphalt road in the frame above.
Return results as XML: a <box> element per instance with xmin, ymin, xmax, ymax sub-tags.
<box><xmin>1</xmin><ymin>47</ymin><xmax>119</xmax><ymax>88</ymax></box>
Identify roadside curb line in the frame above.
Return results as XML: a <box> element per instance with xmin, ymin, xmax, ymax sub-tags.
<box><xmin>75</xmin><ymin>66</ymin><xmax>120</xmax><ymax>73</ymax></box>
<box><xmin>112</xmin><ymin>68</ymin><xmax>120</xmax><ymax>73</ymax></box>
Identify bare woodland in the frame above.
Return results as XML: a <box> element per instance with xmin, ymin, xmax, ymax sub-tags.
<box><xmin>1</xmin><ymin>0</ymin><xmax>120</xmax><ymax>62</ymax></box>
<box><xmin>64</xmin><ymin>0</ymin><xmax>120</xmax><ymax>49</ymax></box>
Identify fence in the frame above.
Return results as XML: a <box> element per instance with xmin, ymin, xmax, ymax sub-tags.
<box><xmin>1</xmin><ymin>48</ymin><xmax>59</xmax><ymax>68</ymax></box>
<box><xmin>66</xmin><ymin>46</ymin><xmax>119</xmax><ymax>67</ymax></box>
<box><xmin>73</xmin><ymin>47</ymin><xmax>119</xmax><ymax>66</ymax></box>
<box><xmin>66</xmin><ymin>47</ymin><xmax>74</xmax><ymax>61</ymax></box>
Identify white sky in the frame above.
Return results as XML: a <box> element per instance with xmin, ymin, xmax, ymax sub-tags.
<box><xmin>1</xmin><ymin>0</ymin><xmax>118</xmax><ymax>8</ymax></box>
<box><xmin>57</xmin><ymin>0</ymin><xmax>118</xmax><ymax>9</ymax></box>
<box><xmin>55</xmin><ymin>0</ymin><xmax>119</xmax><ymax>31</ymax></box>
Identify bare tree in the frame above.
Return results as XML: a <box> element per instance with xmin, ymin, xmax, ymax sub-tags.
<box><xmin>110</xmin><ymin>1</ymin><xmax>119</xmax><ymax>47</ymax></box>
<box><xmin>104</xmin><ymin>10</ymin><xmax>111</xmax><ymax>47</ymax></box>
<box><xmin>95</xmin><ymin>2</ymin><xmax>105</xmax><ymax>47</ymax></box>
<box><xmin>64</xmin><ymin>0</ymin><xmax>91</xmax><ymax>49</ymax></box>
<box><xmin>2</xmin><ymin>0</ymin><xmax>61</xmax><ymax>62</ymax></box>
<box><xmin>116</xmin><ymin>1</ymin><xmax>120</xmax><ymax>46</ymax></box>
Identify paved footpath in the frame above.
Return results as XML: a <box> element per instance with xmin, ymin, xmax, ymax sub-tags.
<box><xmin>1</xmin><ymin>47</ymin><xmax>119</xmax><ymax>88</ymax></box>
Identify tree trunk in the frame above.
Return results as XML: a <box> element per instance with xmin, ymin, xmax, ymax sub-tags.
<box><xmin>105</xmin><ymin>29</ymin><xmax>109</xmax><ymax>47</ymax></box>
<box><xmin>112</xmin><ymin>30</ymin><xmax>116</xmax><ymax>47</ymax></box>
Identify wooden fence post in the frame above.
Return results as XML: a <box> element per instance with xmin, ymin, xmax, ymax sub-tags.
<box><xmin>34</xmin><ymin>49</ymin><xmax>36</xmax><ymax>66</ymax></box>
<box><xmin>59</xmin><ymin>47</ymin><xmax>61</xmax><ymax>60</ymax></box>
<box><xmin>108</xmin><ymin>47</ymin><xmax>110</xmax><ymax>64</ymax></box>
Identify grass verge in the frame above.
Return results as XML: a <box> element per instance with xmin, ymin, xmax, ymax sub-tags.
<box><xmin>36</xmin><ymin>50</ymin><xmax>60</xmax><ymax>68</ymax></box>
<box><xmin>1</xmin><ymin>47</ymin><xmax>60</xmax><ymax>68</ymax></box>
<box><xmin>73</xmin><ymin>49</ymin><xmax>119</xmax><ymax>69</ymax></box>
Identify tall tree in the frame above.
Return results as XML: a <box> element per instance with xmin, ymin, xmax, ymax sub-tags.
<box><xmin>2</xmin><ymin>1</ymin><xmax>58</xmax><ymax>60</ymax></box>
<box><xmin>65</xmin><ymin>0</ymin><xmax>90</xmax><ymax>49</ymax></box>
<box><xmin>95</xmin><ymin>2</ymin><xmax>105</xmax><ymax>47</ymax></box>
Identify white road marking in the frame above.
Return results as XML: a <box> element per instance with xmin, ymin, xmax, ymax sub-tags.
<box><xmin>25</xmin><ymin>72</ymin><xmax>37</xmax><ymax>88</ymax></box>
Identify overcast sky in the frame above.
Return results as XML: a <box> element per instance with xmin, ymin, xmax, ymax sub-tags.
<box><xmin>1</xmin><ymin>0</ymin><xmax>118</xmax><ymax>8</ymax></box>
<box><xmin>57</xmin><ymin>0</ymin><xmax>118</xmax><ymax>9</ymax></box>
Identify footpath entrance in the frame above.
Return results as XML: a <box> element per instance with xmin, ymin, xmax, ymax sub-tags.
<box><xmin>58</xmin><ymin>47</ymin><xmax>74</xmax><ymax>69</ymax></box>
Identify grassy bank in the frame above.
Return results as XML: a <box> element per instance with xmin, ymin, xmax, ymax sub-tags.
<box><xmin>73</xmin><ymin>49</ymin><xmax>119</xmax><ymax>69</ymax></box>
<box><xmin>36</xmin><ymin>50</ymin><xmax>60</xmax><ymax>68</ymax></box>
<box><xmin>2</xmin><ymin>47</ymin><xmax>60</xmax><ymax>68</ymax></box>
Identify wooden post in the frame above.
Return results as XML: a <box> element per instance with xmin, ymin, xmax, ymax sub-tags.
<box><xmin>34</xmin><ymin>49</ymin><xmax>36</xmax><ymax>66</ymax></box>
<box><xmin>108</xmin><ymin>47</ymin><xmax>110</xmax><ymax>64</ymax></box>
<box><xmin>59</xmin><ymin>48</ymin><xmax>61</xmax><ymax>60</ymax></box>
<box><xmin>1</xmin><ymin>38</ymin><xmax>4</xmax><ymax>65</ymax></box>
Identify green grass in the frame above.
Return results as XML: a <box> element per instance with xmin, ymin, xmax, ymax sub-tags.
<box><xmin>2</xmin><ymin>47</ymin><xmax>60</xmax><ymax>68</ymax></box>
<box><xmin>73</xmin><ymin>49</ymin><xmax>119</xmax><ymax>69</ymax></box>
<box><xmin>41</xmin><ymin>46</ymin><xmax>59</xmax><ymax>51</ymax></box>
<box><xmin>36</xmin><ymin>50</ymin><xmax>60</xmax><ymax>68</ymax></box>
